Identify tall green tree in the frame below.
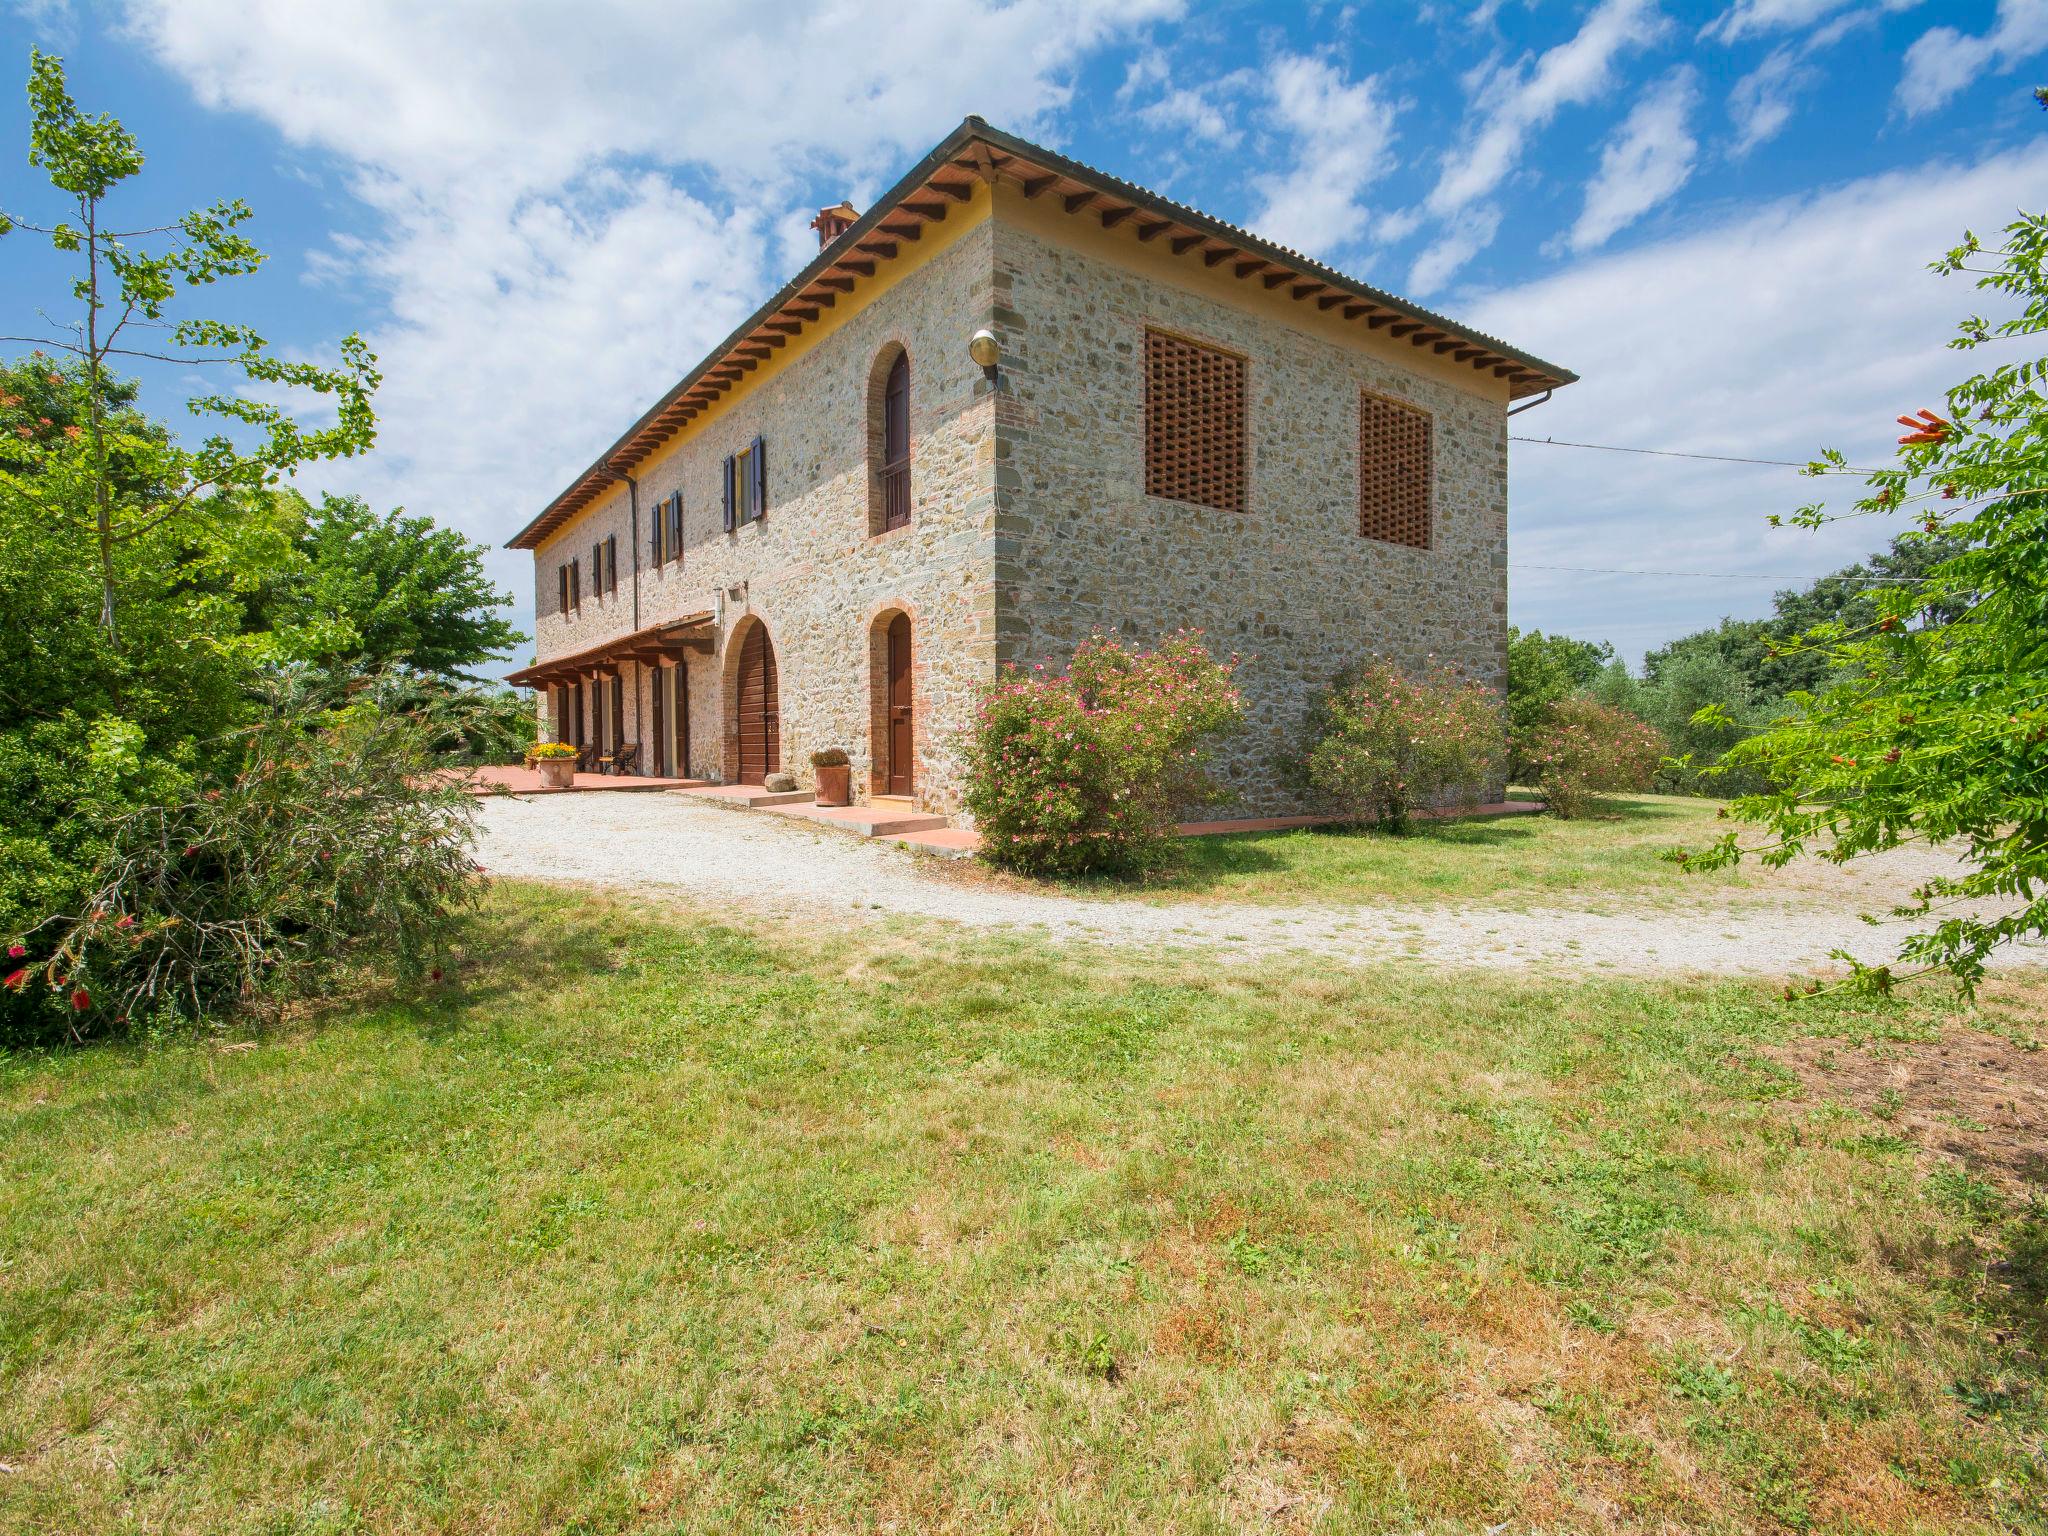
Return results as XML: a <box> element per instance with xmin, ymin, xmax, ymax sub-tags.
<box><xmin>1686</xmin><ymin>211</ymin><xmax>2048</xmax><ymax>990</ymax></box>
<box><xmin>262</xmin><ymin>493</ymin><xmax>523</xmax><ymax>681</ymax></box>
<box><xmin>0</xmin><ymin>49</ymin><xmax>378</xmax><ymax>650</ymax></box>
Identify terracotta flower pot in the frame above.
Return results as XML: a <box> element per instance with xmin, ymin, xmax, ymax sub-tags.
<box><xmin>815</xmin><ymin>762</ymin><xmax>852</xmax><ymax>807</ymax></box>
<box><xmin>537</xmin><ymin>757</ymin><xmax>575</xmax><ymax>789</ymax></box>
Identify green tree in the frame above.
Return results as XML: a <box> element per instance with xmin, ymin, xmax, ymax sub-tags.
<box><xmin>1686</xmin><ymin>211</ymin><xmax>2048</xmax><ymax>990</ymax></box>
<box><xmin>0</xmin><ymin>49</ymin><xmax>377</xmax><ymax>649</ymax></box>
<box><xmin>1505</xmin><ymin>627</ymin><xmax>1613</xmax><ymax>778</ymax></box>
<box><xmin>262</xmin><ymin>492</ymin><xmax>523</xmax><ymax>680</ymax></box>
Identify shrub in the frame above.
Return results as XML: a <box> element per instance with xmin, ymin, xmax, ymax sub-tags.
<box><xmin>1298</xmin><ymin>658</ymin><xmax>1506</xmax><ymax>832</ymax></box>
<box><xmin>964</xmin><ymin>631</ymin><xmax>1241</xmax><ymax>878</ymax></box>
<box><xmin>810</xmin><ymin>747</ymin><xmax>849</xmax><ymax>768</ymax></box>
<box><xmin>6</xmin><ymin>671</ymin><xmax>483</xmax><ymax>1040</ymax></box>
<box><xmin>1525</xmin><ymin>696</ymin><xmax>1668</xmax><ymax>819</ymax></box>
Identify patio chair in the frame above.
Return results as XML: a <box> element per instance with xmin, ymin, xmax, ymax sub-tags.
<box><xmin>573</xmin><ymin>742</ymin><xmax>599</xmax><ymax>775</ymax></box>
<box><xmin>598</xmin><ymin>741</ymin><xmax>641</xmax><ymax>776</ymax></box>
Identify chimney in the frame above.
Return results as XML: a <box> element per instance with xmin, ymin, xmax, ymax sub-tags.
<box><xmin>809</xmin><ymin>201</ymin><xmax>858</xmax><ymax>248</ymax></box>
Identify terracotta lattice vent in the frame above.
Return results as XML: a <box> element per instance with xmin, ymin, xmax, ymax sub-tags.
<box><xmin>1358</xmin><ymin>391</ymin><xmax>1432</xmax><ymax>549</ymax></box>
<box><xmin>1143</xmin><ymin>328</ymin><xmax>1246</xmax><ymax>513</ymax></box>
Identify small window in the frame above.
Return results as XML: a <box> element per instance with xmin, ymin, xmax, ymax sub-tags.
<box><xmin>1144</xmin><ymin>328</ymin><xmax>1246</xmax><ymax>513</ymax></box>
<box><xmin>725</xmin><ymin>438</ymin><xmax>767</xmax><ymax>529</ymax></box>
<box><xmin>1358</xmin><ymin>391</ymin><xmax>1432</xmax><ymax>549</ymax></box>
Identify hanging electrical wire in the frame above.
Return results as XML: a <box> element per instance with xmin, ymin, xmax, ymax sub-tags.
<box><xmin>1507</xmin><ymin>434</ymin><xmax>1880</xmax><ymax>474</ymax></box>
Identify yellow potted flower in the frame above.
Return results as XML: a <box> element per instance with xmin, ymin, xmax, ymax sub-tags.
<box><xmin>531</xmin><ymin>741</ymin><xmax>578</xmax><ymax>788</ymax></box>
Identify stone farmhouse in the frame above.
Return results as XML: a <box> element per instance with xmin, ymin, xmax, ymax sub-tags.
<box><xmin>505</xmin><ymin>118</ymin><xmax>1574</xmax><ymax>821</ymax></box>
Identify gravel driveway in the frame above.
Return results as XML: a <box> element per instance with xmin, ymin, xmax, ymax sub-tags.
<box><xmin>474</xmin><ymin>792</ymin><xmax>2042</xmax><ymax>977</ymax></box>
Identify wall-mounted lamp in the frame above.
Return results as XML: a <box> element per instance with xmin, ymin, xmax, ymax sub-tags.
<box><xmin>968</xmin><ymin>326</ymin><xmax>1001</xmax><ymax>384</ymax></box>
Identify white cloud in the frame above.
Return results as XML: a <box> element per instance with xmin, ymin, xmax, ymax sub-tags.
<box><xmin>1727</xmin><ymin>45</ymin><xmax>1811</xmax><ymax>154</ymax></box>
<box><xmin>1897</xmin><ymin>0</ymin><xmax>2048</xmax><ymax>117</ymax></box>
<box><xmin>1417</xmin><ymin>0</ymin><xmax>1663</xmax><ymax>284</ymax></box>
<box><xmin>107</xmin><ymin>0</ymin><xmax>1183</xmax><ymax>655</ymax></box>
<box><xmin>1464</xmin><ymin>142</ymin><xmax>2048</xmax><ymax>663</ymax></box>
<box><xmin>1408</xmin><ymin>205</ymin><xmax>1501</xmax><ymax>294</ymax></box>
<box><xmin>1250</xmin><ymin>54</ymin><xmax>1400</xmax><ymax>256</ymax></box>
<box><xmin>1568</xmin><ymin>66</ymin><xmax>1698</xmax><ymax>251</ymax></box>
<box><xmin>1702</xmin><ymin>0</ymin><xmax>1851</xmax><ymax>43</ymax></box>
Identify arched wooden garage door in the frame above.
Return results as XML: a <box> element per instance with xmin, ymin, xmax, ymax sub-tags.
<box><xmin>736</xmin><ymin>624</ymin><xmax>780</xmax><ymax>784</ymax></box>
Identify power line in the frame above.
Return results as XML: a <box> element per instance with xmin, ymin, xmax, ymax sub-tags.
<box><xmin>1508</xmin><ymin>434</ymin><xmax>1879</xmax><ymax>473</ymax></box>
<box><xmin>1516</xmin><ymin>562</ymin><xmax>1929</xmax><ymax>583</ymax></box>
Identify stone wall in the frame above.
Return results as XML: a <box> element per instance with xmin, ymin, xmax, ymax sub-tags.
<box><xmin>529</xmin><ymin>195</ymin><xmax>1001</xmax><ymax>813</ymax></box>
<box><xmin>988</xmin><ymin>185</ymin><xmax>1511</xmax><ymax>817</ymax></box>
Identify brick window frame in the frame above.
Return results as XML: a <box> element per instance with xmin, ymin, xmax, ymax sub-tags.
<box><xmin>1143</xmin><ymin>327</ymin><xmax>1247</xmax><ymax>514</ymax></box>
<box><xmin>1358</xmin><ymin>389</ymin><xmax>1433</xmax><ymax>550</ymax></box>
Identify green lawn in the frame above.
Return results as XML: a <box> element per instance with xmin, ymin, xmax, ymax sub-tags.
<box><xmin>4</xmin><ymin>882</ymin><xmax>2045</xmax><ymax>1533</ymax></box>
<box><xmin>1019</xmin><ymin>792</ymin><xmax>1762</xmax><ymax>907</ymax></box>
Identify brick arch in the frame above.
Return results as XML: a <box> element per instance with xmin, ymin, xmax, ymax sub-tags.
<box><xmin>865</xmin><ymin>599</ymin><xmax>922</xmax><ymax>801</ymax></box>
<box><xmin>866</xmin><ymin>339</ymin><xmax>912</xmax><ymax>537</ymax></box>
<box><xmin>720</xmin><ymin>611</ymin><xmax>781</xmax><ymax>784</ymax></box>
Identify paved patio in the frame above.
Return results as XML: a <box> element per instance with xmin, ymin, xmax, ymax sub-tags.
<box><xmin>462</xmin><ymin>765</ymin><xmax>705</xmax><ymax>796</ymax></box>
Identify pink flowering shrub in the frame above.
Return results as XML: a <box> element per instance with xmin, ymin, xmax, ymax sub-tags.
<box><xmin>1299</xmin><ymin>658</ymin><xmax>1507</xmax><ymax>831</ymax></box>
<box><xmin>1525</xmin><ymin>696</ymin><xmax>1667</xmax><ymax>818</ymax></box>
<box><xmin>964</xmin><ymin>631</ymin><xmax>1242</xmax><ymax>877</ymax></box>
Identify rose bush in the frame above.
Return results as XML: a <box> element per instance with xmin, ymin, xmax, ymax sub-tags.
<box><xmin>963</xmin><ymin>631</ymin><xmax>1241</xmax><ymax>878</ymax></box>
<box><xmin>1298</xmin><ymin>658</ymin><xmax>1506</xmax><ymax>831</ymax></box>
<box><xmin>1525</xmin><ymin>696</ymin><xmax>1667</xmax><ymax>819</ymax></box>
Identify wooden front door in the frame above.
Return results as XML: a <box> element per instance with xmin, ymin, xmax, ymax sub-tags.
<box><xmin>736</xmin><ymin>625</ymin><xmax>779</xmax><ymax>784</ymax></box>
<box><xmin>885</xmin><ymin>613</ymin><xmax>912</xmax><ymax>796</ymax></box>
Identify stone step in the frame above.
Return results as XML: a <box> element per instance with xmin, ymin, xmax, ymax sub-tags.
<box><xmin>768</xmin><ymin>802</ymin><xmax>949</xmax><ymax>837</ymax></box>
<box><xmin>672</xmin><ymin>784</ymin><xmax>815</xmax><ymax>809</ymax></box>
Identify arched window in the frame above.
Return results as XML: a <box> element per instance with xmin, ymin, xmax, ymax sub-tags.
<box><xmin>869</xmin><ymin>345</ymin><xmax>911</xmax><ymax>535</ymax></box>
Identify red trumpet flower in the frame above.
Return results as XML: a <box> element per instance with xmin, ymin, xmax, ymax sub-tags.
<box><xmin>1896</xmin><ymin>408</ymin><xmax>1949</xmax><ymax>446</ymax></box>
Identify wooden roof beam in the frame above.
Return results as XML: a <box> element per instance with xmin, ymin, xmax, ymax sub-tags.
<box><xmin>814</xmin><ymin>275</ymin><xmax>855</xmax><ymax>293</ymax></box>
<box><xmin>1020</xmin><ymin>174</ymin><xmax>1057</xmax><ymax>199</ymax></box>
<box><xmin>1137</xmin><ymin>219</ymin><xmax>1171</xmax><ymax>242</ymax></box>
<box><xmin>1453</xmin><ymin>346</ymin><xmax>1486</xmax><ymax>362</ymax></box>
<box><xmin>1064</xmin><ymin>190</ymin><xmax>1094</xmax><ymax>214</ymax></box>
<box><xmin>1388</xmin><ymin>322</ymin><xmax>1424</xmax><ymax>338</ymax></box>
<box><xmin>1291</xmin><ymin>282</ymin><xmax>1321</xmax><ymax>300</ymax></box>
<box><xmin>763</xmin><ymin>318</ymin><xmax>804</xmax><ymax>335</ymax></box>
<box><xmin>1409</xmin><ymin>329</ymin><xmax>1447</xmax><ymax>347</ymax></box>
<box><xmin>1170</xmin><ymin>234</ymin><xmax>1203</xmax><ymax>255</ymax></box>
<box><xmin>1432</xmin><ymin>338</ymin><xmax>1462</xmax><ymax>354</ymax></box>
<box><xmin>854</xmin><ymin>239</ymin><xmax>898</xmax><ymax>259</ymax></box>
<box><xmin>1367</xmin><ymin>313</ymin><xmax>1399</xmax><ymax>329</ymax></box>
<box><xmin>930</xmin><ymin>179</ymin><xmax>975</xmax><ymax>203</ymax></box>
<box><xmin>901</xmin><ymin>199</ymin><xmax>948</xmax><ymax>221</ymax></box>
<box><xmin>835</xmin><ymin>257</ymin><xmax>877</xmax><ymax>277</ymax></box>
<box><xmin>1234</xmin><ymin>259</ymin><xmax>1265</xmax><ymax>278</ymax></box>
<box><xmin>1319</xmin><ymin>295</ymin><xmax>1349</xmax><ymax>311</ymax></box>
<box><xmin>1098</xmin><ymin>204</ymin><xmax>1135</xmax><ymax>229</ymax></box>
<box><xmin>877</xmin><ymin>221</ymin><xmax>921</xmax><ymax>241</ymax></box>
<box><xmin>1262</xmin><ymin>271</ymin><xmax>1290</xmax><ymax>289</ymax></box>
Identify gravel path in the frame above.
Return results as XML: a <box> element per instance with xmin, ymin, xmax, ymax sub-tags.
<box><xmin>474</xmin><ymin>792</ymin><xmax>2042</xmax><ymax>977</ymax></box>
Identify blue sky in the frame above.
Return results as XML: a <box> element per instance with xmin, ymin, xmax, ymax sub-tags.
<box><xmin>3</xmin><ymin>0</ymin><xmax>2043</xmax><ymax>670</ymax></box>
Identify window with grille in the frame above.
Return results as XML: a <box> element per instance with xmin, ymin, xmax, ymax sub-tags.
<box><xmin>1143</xmin><ymin>329</ymin><xmax>1246</xmax><ymax>513</ymax></box>
<box><xmin>1358</xmin><ymin>392</ymin><xmax>1432</xmax><ymax>549</ymax></box>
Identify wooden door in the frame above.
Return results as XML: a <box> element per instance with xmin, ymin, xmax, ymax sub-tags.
<box><xmin>736</xmin><ymin>626</ymin><xmax>779</xmax><ymax>784</ymax></box>
<box><xmin>651</xmin><ymin>665</ymin><xmax>666</xmax><ymax>776</ymax></box>
<box><xmin>885</xmin><ymin>614</ymin><xmax>912</xmax><ymax>796</ymax></box>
